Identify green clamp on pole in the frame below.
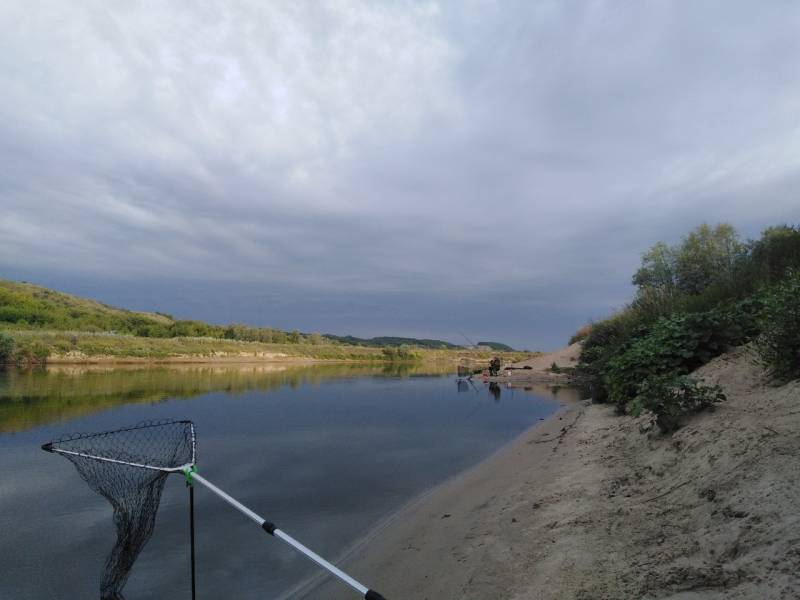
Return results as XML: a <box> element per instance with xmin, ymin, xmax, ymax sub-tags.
<box><xmin>183</xmin><ymin>465</ymin><xmax>197</xmax><ymax>487</ymax></box>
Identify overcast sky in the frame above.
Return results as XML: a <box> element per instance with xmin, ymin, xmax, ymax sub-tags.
<box><xmin>1</xmin><ymin>1</ymin><xmax>798</xmax><ymax>350</ymax></box>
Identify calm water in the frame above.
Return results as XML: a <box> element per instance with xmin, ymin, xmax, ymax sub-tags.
<box><xmin>0</xmin><ymin>364</ymin><xmax>575</xmax><ymax>599</ymax></box>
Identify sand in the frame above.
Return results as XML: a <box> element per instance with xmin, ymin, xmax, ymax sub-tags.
<box><xmin>492</xmin><ymin>342</ymin><xmax>584</xmax><ymax>384</ymax></box>
<box><xmin>309</xmin><ymin>345</ymin><xmax>799</xmax><ymax>599</ymax></box>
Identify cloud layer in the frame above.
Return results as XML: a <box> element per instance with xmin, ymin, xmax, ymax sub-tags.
<box><xmin>1</xmin><ymin>1</ymin><xmax>799</xmax><ymax>349</ymax></box>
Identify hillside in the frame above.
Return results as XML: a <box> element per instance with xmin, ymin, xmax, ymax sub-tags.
<box><xmin>0</xmin><ymin>279</ymin><xmax>461</xmax><ymax>348</ymax></box>
<box><xmin>477</xmin><ymin>341</ymin><xmax>516</xmax><ymax>351</ymax></box>
<box><xmin>0</xmin><ymin>280</ymin><xmax>173</xmax><ymax>333</ymax></box>
<box><xmin>322</xmin><ymin>334</ymin><xmax>461</xmax><ymax>349</ymax></box>
<box><xmin>0</xmin><ymin>279</ymin><xmax>528</xmax><ymax>364</ymax></box>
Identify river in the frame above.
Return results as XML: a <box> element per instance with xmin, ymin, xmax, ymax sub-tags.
<box><xmin>0</xmin><ymin>363</ymin><xmax>577</xmax><ymax>599</ymax></box>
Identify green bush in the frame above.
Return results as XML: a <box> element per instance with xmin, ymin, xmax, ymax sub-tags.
<box><xmin>599</xmin><ymin>300</ymin><xmax>760</xmax><ymax>411</ymax></box>
<box><xmin>13</xmin><ymin>340</ymin><xmax>51</xmax><ymax>366</ymax></box>
<box><xmin>577</xmin><ymin>222</ymin><xmax>799</xmax><ymax>433</ymax></box>
<box><xmin>381</xmin><ymin>344</ymin><xmax>419</xmax><ymax>361</ymax></box>
<box><xmin>756</xmin><ymin>270</ymin><xmax>800</xmax><ymax>380</ymax></box>
<box><xmin>629</xmin><ymin>374</ymin><xmax>726</xmax><ymax>433</ymax></box>
<box><xmin>568</xmin><ymin>324</ymin><xmax>592</xmax><ymax>345</ymax></box>
<box><xmin>0</xmin><ymin>332</ymin><xmax>14</xmax><ymax>363</ymax></box>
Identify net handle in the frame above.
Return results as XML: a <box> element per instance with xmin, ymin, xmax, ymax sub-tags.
<box><xmin>188</xmin><ymin>471</ymin><xmax>387</xmax><ymax>600</ymax></box>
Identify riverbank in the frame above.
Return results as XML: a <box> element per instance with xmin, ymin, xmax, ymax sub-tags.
<box><xmin>483</xmin><ymin>341</ymin><xmax>583</xmax><ymax>385</ymax></box>
<box><xmin>314</xmin><ymin>345</ymin><xmax>799</xmax><ymax>599</ymax></box>
<box><xmin>2</xmin><ymin>329</ymin><xmax>531</xmax><ymax>365</ymax></box>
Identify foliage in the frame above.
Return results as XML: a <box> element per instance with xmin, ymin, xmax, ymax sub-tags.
<box><xmin>550</xmin><ymin>362</ymin><xmax>561</xmax><ymax>373</ymax></box>
<box><xmin>12</xmin><ymin>339</ymin><xmax>51</xmax><ymax>366</ymax></box>
<box><xmin>577</xmin><ymin>221</ymin><xmax>799</xmax><ymax>428</ymax></box>
<box><xmin>0</xmin><ymin>332</ymin><xmax>14</xmax><ymax>363</ymax></box>
<box><xmin>0</xmin><ymin>280</ymin><xmax>520</xmax><ymax>361</ymax></box>
<box><xmin>633</xmin><ymin>223</ymin><xmax>745</xmax><ymax>296</ymax></box>
<box><xmin>629</xmin><ymin>374</ymin><xmax>726</xmax><ymax>433</ymax></box>
<box><xmin>568</xmin><ymin>324</ymin><xmax>592</xmax><ymax>345</ymax></box>
<box><xmin>0</xmin><ymin>280</ymin><xmax>308</xmax><ymax>344</ymax></box>
<box><xmin>745</xmin><ymin>225</ymin><xmax>800</xmax><ymax>286</ymax></box>
<box><xmin>756</xmin><ymin>270</ymin><xmax>800</xmax><ymax>380</ymax></box>
<box><xmin>381</xmin><ymin>344</ymin><xmax>419</xmax><ymax>361</ymax></box>
<box><xmin>601</xmin><ymin>300</ymin><xmax>760</xmax><ymax>411</ymax></box>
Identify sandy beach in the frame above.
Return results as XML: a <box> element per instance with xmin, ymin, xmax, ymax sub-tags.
<box><xmin>310</xmin><ymin>345</ymin><xmax>799</xmax><ymax>599</ymax></box>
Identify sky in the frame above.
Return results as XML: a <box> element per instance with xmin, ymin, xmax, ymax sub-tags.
<box><xmin>1</xmin><ymin>1</ymin><xmax>799</xmax><ymax>350</ymax></box>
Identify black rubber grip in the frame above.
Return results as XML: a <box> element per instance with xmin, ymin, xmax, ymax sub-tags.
<box><xmin>365</xmin><ymin>590</ymin><xmax>386</xmax><ymax>600</ymax></box>
<box><xmin>261</xmin><ymin>521</ymin><xmax>276</xmax><ymax>535</ymax></box>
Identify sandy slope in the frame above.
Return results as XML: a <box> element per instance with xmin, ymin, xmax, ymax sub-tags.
<box><xmin>310</xmin><ymin>345</ymin><xmax>799</xmax><ymax>599</ymax></box>
<box><xmin>507</xmin><ymin>342</ymin><xmax>583</xmax><ymax>372</ymax></box>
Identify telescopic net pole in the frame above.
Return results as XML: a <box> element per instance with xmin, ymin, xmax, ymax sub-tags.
<box><xmin>188</xmin><ymin>471</ymin><xmax>387</xmax><ymax>600</ymax></box>
<box><xmin>189</xmin><ymin>483</ymin><xmax>196</xmax><ymax>600</ymax></box>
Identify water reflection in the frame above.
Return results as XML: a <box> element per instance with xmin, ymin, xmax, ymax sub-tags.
<box><xmin>0</xmin><ymin>362</ymin><xmax>453</xmax><ymax>434</ymax></box>
<box><xmin>0</xmin><ymin>365</ymin><xmax>578</xmax><ymax>600</ymax></box>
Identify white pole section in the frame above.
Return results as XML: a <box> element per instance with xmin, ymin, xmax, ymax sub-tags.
<box><xmin>190</xmin><ymin>472</ymin><xmax>385</xmax><ymax>600</ymax></box>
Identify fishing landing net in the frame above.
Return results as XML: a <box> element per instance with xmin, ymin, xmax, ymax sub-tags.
<box><xmin>42</xmin><ymin>419</ymin><xmax>195</xmax><ymax>600</ymax></box>
<box><xmin>42</xmin><ymin>419</ymin><xmax>386</xmax><ymax>600</ymax></box>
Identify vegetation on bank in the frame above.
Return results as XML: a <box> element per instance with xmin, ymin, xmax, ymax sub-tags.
<box><xmin>576</xmin><ymin>223</ymin><xmax>800</xmax><ymax>432</ymax></box>
<box><xmin>0</xmin><ymin>279</ymin><xmax>526</xmax><ymax>364</ymax></box>
<box><xmin>0</xmin><ymin>280</ymin><xmax>470</xmax><ymax>350</ymax></box>
<box><xmin>0</xmin><ymin>329</ymin><xmax>529</xmax><ymax>365</ymax></box>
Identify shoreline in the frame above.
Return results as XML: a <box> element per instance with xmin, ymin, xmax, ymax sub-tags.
<box><xmin>301</xmin><ymin>395</ymin><xmax>585</xmax><ymax>599</ymax></box>
<box><xmin>305</xmin><ymin>346</ymin><xmax>800</xmax><ymax>599</ymax></box>
<box><xmin>44</xmin><ymin>355</ymin><xmax>361</xmax><ymax>365</ymax></box>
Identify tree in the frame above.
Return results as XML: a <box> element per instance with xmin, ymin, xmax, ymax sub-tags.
<box><xmin>633</xmin><ymin>241</ymin><xmax>676</xmax><ymax>292</ymax></box>
<box><xmin>748</xmin><ymin>225</ymin><xmax>800</xmax><ymax>285</ymax></box>
<box><xmin>634</xmin><ymin>223</ymin><xmax>745</xmax><ymax>296</ymax></box>
<box><xmin>674</xmin><ymin>223</ymin><xmax>744</xmax><ymax>294</ymax></box>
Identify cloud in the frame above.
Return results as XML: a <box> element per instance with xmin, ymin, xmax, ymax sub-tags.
<box><xmin>1</xmin><ymin>1</ymin><xmax>799</xmax><ymax>349</ymax></box>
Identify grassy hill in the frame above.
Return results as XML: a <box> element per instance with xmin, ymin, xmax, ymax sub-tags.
<box><xmin>477</xmin><ymin>341</ymin><xmax>516</xmax><ymax>351</ymax></box>
<box><xmin>0</xmin><ymin>280</ymin><xmax>174</xmax><ymax>333</ymax></box>
<box><xmin>0</xmin><ymin>279</ymin><xmax>527</xmax><ymax>364</ymax></box>
<box><xmin>0</xmin><ymin>280</ymin><xmax>466</xmax><ymax>348</ymax></box>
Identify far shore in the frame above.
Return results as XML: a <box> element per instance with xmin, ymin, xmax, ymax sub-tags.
<box><xmin>45</xmin><ymin>354</ymin><xmax>348</xmax><ymax>365</ymax></box>
<box><xmin>4</xmin><ymin>329</ymin><xmax>533</xmax><ymax>368</ymax></box>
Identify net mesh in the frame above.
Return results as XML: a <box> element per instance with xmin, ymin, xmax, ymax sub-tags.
<box><xmin>44</xmin><ymin>420</ymin><xmax>195</xmax><ymax>600</ymax></box>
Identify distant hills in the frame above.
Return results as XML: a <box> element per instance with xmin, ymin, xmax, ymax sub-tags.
<box><xmin>476</xmin><ymin>341</ymin><xmax>515</xmax><ymax>351</ymax></box>
<box><xmin>0</xmin><ymin>279</ymin><xmax>515</xmax><ymax>350</ymax></box>
<box><xmin>322</xmin><ymin>334</ymin><xmax>461</xmax><ymax>349</ymax></box>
